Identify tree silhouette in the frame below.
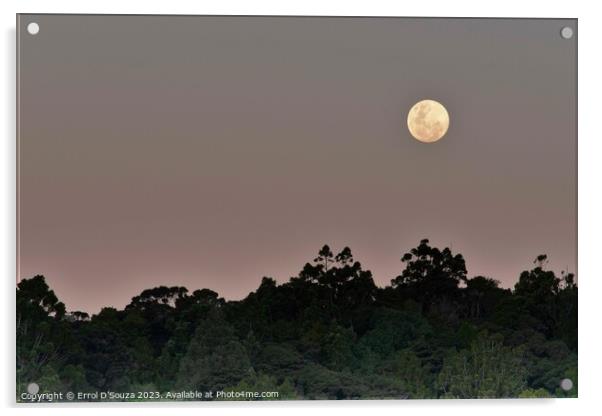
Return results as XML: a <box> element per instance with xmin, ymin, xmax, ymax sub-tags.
<box><xmin>15</xmin><ymin>242</ymin><xmax>577</xmax><ymax>401</ymax></box>
<box><xmin>17</xmin><ymin>275</ymin><xmax>65</xmax><ymax>320</ymax></box>
<box><xmin>391</xmin><ymin>239</ymin><xmax>467</xmax><ymax>315</ymax></box>
<box><xmin>314</xmin><ymin>245</ymin><xmax>334</xmax><ymax>272</ymax></box>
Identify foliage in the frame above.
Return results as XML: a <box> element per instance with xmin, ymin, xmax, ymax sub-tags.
<box><xmin>437</xmin><ymin>334</ymin><xmax>527</xmax><ymax>398</ymax></box>
<box><xmin>16</xmin><ymin>241</ymin><xmax>577</xmax><ymax>401</ymax></box>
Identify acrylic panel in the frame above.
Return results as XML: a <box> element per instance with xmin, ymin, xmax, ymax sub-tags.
<box><xmin>16</xmin><ymin>15</ymin><xmax>577</xmax><ymax>402</ymax></box>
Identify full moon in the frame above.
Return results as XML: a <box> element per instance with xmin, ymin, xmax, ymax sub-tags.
<box><xmin>407</xmin><ymin>99</ymin><xmax>450</xmax><ymax>143</ymax></box>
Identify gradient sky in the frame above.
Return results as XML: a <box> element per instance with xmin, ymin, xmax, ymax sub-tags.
<box><xmin>18</xmin><ymin>15</ymin><xmax>577</xmax><ymax>313</ymax></box>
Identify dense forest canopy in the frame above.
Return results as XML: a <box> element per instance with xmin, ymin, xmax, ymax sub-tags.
<box><xmin>16</xmin><ymin>239</ymin><xmax>577</xmax><ymax>400</ymax></box>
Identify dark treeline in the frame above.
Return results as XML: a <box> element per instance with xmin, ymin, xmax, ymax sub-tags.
<box><xmin>16</xmin><ymin>239</ymin><xmax>577</xmax><ymax>400</ymax></box>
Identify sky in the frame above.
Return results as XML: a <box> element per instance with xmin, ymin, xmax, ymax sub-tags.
<box><xmin>18</xmin><ymin>15</ymin><xmax>577</xmax><ymax>313</ymax></box>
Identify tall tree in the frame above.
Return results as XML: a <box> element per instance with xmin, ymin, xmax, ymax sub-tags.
<box><xmin>176</xmin><ymin>310</ymin><xmax>251</xmax><ymax>391</ymax></box>
<box><xmin>391</xmin><ymin>239</ymin><xmax>467</xmax><ymax>315</ymax></box>
<box><xmin>16</xmin><ymin>275</ymin><xmax>66</xmax><ymax>392</ymax></box>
